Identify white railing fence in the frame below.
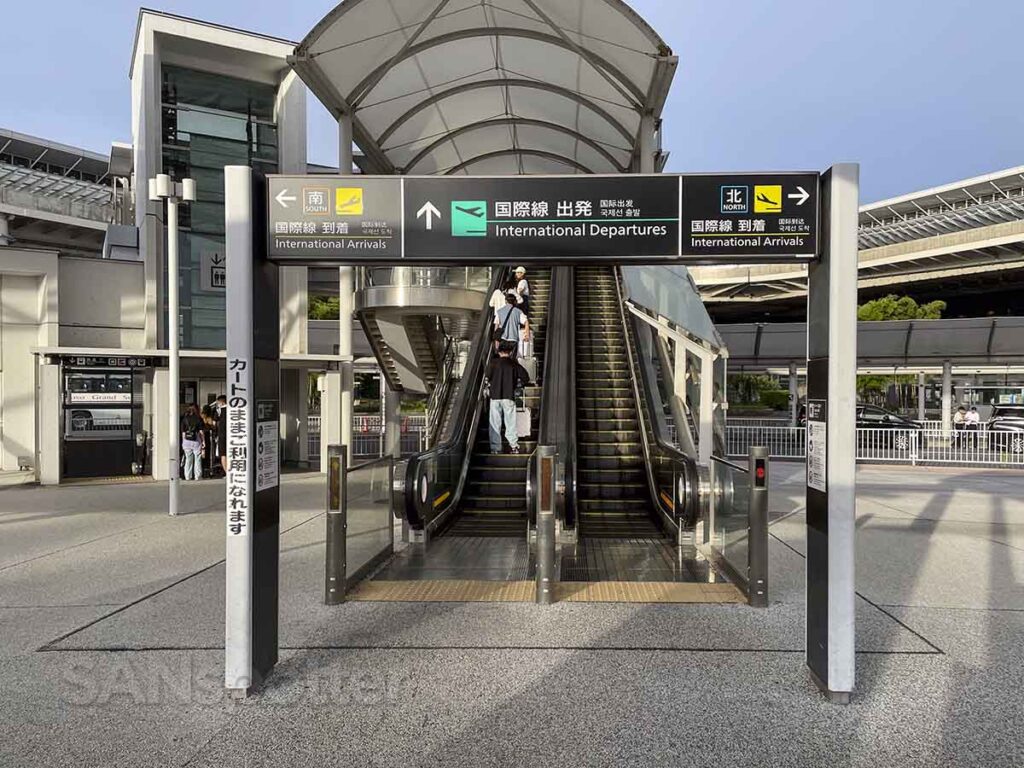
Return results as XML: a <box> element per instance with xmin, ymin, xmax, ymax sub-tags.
<box><xmin>726</xmin><ymin>424</ymin><xmax>1024</xmax><ymax>467</ymax></box>
<box><xmin>307</xmin><ymin>414</ymin><xmax>428</xmax><ymax>461</ymax></box>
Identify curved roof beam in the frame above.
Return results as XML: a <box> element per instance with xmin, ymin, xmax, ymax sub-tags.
<box><xmin>346</xmin><ymin>27</ymin><xmax>646</xmax><ymax>108</ymax></box>
<box><xmin>443</xmin><ymin>149</ymin><xmax>594</xmax><ymax>176</ymax></box>
<box><xmin>403</xmin><ymin>117</ymin><xmax>627</xmax><ymax>173</ymax></box>
<box><xmin>378</xmin><ymin>78</ymin><xmax>635</xmax><ymax>148</ymax></box>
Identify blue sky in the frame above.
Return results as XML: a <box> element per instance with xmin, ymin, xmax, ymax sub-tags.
<box><xmin>1</xmin><ymin>0</ymin><xmax>1021</xmax><ymax>202</ymax></box>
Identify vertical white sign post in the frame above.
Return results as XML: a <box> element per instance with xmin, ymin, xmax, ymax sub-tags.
<box><xmin>224</xmin><ymin>166</ymin><xmax>280</xmax><ymax>697</ymax></box>
<box><xmin>805</xmin><ymin>163</ymin><xmax>859</xmax><ymax>703</ymax></box>
<box><xmin>224</xmin><ymin>166</ymin><xmax>254</xmax><ymax>696</ymax></box>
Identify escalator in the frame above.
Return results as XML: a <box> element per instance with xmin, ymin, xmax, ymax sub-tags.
<box><xmin>568</xmin><ymin>265</ymin><xmax>704</xmax><ymax>559</ymax></box>
<box><xmin>401</xmin><ymin>268</ymin><xmax>551</xmax><ymax>540</ymax></box>
<box><xmin>450</xmin><ymin>271</ymin><xmax>550</xmax><ymax>535</ymax></box>
<box><xmin>574</xmin><ymin>266</ymin><xmax>662</xmax><ymax>537</ymax></box>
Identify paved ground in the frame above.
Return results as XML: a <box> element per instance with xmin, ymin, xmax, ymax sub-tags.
<box><xmin>1</xmin><ymin>465</ymin><xmax>1022</xmax><ymax>767</ymax></box>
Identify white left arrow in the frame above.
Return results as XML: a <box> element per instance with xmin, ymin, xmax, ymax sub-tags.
<box><xmin>275</xmin><ymin>188</ymin><xmax>297</xmax><ymax>208</ymax></box>
<box><xmin>417</xmin><ymin>201</ymin><xmax>441</xmax><ymax>230</ymax></box>
<box><xmin>787</xmin><ymin>186</ymin><xmax>810</xmax><ymax>206</ymax></box>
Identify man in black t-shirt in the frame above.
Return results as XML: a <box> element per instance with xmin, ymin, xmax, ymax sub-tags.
<box><xmin>484</xmin><ymin>341</ymin><xmax>531</xmax><ymax>454</ymax></box>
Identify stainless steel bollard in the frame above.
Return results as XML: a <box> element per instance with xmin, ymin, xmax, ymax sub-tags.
<box><xmin>748</xmin><ymin>445</ymin><xmax>769</xmax><ymax>608</ymax></box>
<box><xmin>324</xmin><ymin>445</ymin><xmax>347</xmax><ymax>605</ymax></box>
<box><xmin>535</xmin><ymin>446</ymin><xmax>556</xmax><ymax>605</ymax></box>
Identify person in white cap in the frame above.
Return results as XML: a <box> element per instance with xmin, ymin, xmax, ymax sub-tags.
<box><xmin>513</xmin><ymin>266</ymin><xmax>530</xmax><ymax>316</ymax></box>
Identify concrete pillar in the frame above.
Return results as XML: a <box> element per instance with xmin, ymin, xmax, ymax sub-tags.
<box><xmin>789</xmin><ymin>361</ymin><xmax>799</xmax><ymax>426</ymax></box>
<box><xmin>0</xmin><ymin>214</ymin><xmax>12</xmax><ymax>246</ymax></box>
<box><xmin>37</xmin><ymin>360</ymin><xmax>61</xmax><ymax>485</ymax></box>
<box><xmin>941</xmin><ymin>361</ymin><xmax>952</xmax><ymax>433</ymax></box>
<box><xmin>384</xmin><ymin>385</ymin><xmax>401</xmax><ymax>458</ymax></box>
<box><xmin>152</xmin><ymin>367</ymin><xmax>170</xmax><ymax>480</ymax></box>
<box><xmin>917</xmin><ymin>373</ymin><xmax>926</xmax><ymax>423</ymax></box>
<box><xmin>321</xmin><ymin>370</ymin><xmax>341</xmax><ymax>473</ymax></box>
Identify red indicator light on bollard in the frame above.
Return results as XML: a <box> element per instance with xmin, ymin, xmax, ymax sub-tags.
<box><xmin>754</xmin><ymin>459</ymin><xmax>767</xmax><ymax>487</ymax></box>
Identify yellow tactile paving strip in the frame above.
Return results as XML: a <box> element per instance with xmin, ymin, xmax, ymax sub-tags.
<box><xmin>347</xmin><ymin>579</ymin><xmax>744</xmax><ymax>604</ymax></box>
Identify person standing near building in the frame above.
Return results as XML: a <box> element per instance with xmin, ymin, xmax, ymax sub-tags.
<box><xmin>180</xmin><ymin>404</ymin><xmax>204</xmax><ymax>481</ymax></box>
<box><xmin>485</xmin><ymin>341</ymin><xmax>531</xmax><ymax>454</ymax></box>
<box><xmin>216</xmin><ymin>394</ymin><xmax>228</xmax><ymax>475</ymax></box>
<box><xmin>494</xmin><ymin>291</ymin><xmax>529</xmax><ymax>358</ymax></box>
<box><xmin>513</xmin><ymin>266</ymin><xmax>530</xmax><ymax>315</ymax></box>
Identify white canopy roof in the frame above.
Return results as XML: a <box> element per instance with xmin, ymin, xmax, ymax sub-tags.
<box><xmin>291</xmin><ymin>0</ymin><xmax>676</xmax><ymax>175</ymax></box>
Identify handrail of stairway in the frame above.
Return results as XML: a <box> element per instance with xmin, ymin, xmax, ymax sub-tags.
<box><xmin>400</xmin><ymin>267</ymin><xmax>512</xmax><ymax>534</ymax></box>
<box><xmin>425</xmin><ymin>335</ymin><xmax>456</xmax><ymax>445</ymax></box>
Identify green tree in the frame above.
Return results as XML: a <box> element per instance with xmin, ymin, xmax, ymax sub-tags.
<box><xmin>857</xmin><ymin>294</ymin><xmax>945</xmax><ymax>321</ymax></box>
<box><xmin>309</xmin><ymin>295</ymin><xmax>339</xmax><ymax>320</ymax></box>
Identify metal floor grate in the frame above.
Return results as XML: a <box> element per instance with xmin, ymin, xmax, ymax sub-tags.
<box><xmin>347</xmin><ymin>579</ymin><xmax>744</xmax><ymax>603</ymax></box>
<box><xmin>560</xmin><ymin>538</ymin><xmax>720</xmax><ymax>583</ymax></box>
<box><xmin>372</xmin><ymin>536</ymin><xmax>534</xmax><ymax>581</ymax></box>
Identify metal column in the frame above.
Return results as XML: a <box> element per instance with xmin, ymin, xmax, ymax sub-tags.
<box><xmin>789</xmin><ymin>362</ymin><xmax>799</xmax><ymax>426</ymax></box>
<box><xmin>917</xmin><ymin>373</ymin><xmax>926</xmax><ymax>423</ymax></box>
<box><xmin>805</xmin><ymin>163</ymin><xmax>859</xmax><ymax>704</ymax></box>
<box><xmin>748</xmin><ymin>447</ymin><xmax>769</xmax><ymax>608</ymax></box>
<box><xmin>324</xmin><ymin>445</ymin><xmax>347</xmax><ymax>605</ymax></box>
<box><xmin>535</xmin><ymin>446</ymin><xmax>556</xmax><ymax>605</ymax></box>
<box><xmin>338</xmin><ymin>113</ymin><xmax>355</xmax><ymax>463</ymax></box>
<box><xmin>941</xmin><ymin>361</ymin><xmax>952</xmax><ymax>433</ymax></box>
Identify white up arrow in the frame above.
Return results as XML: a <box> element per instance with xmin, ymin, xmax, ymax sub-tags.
<box><xmin>417</xmin><ymin>201</ymin><xmax>441</xmax><ymax>230</ymax></box>
<box><xmin>787</xmin><ymin>186</ymin><xmax>810</xmax><ymax>206</ymax></box>
<box><xmin>275</xmin><ymin>188</ymin><xmax>297</xmax><ymax>208</ymax></box>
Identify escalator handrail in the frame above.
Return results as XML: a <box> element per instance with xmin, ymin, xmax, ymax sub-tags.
<box><xmin>612</xmin><ymin>267</ymin><xmax>700</xmax><ymax>531</ymax></box>
<box><xmin>402</xmin><ymin>268</ymin><xmax>511</xmax><ymax>530</ymax></box>
<box><xmin>532</xmin><ymin>266</ymin><xmax>575</xmax><ymax>530</ymax></box>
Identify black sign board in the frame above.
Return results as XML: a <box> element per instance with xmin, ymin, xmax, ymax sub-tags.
<box><xmin>681</xmin><ymin>173</ymin><xmax>819</xmax><ymax>259</ymax></box>
<box><xmin>268</xmin><ymin>177</ymin><xmax>402</xmax><ymax>261</ymax></box>
<box><xmin>403</xmin><ymin>176</ymin><xmax>680</xmax><ymax>261</ymax></box>
<box><xmin>267</xmin><ymin>173</ymin><xmax>819</xmax><ymax>264</ymax></box>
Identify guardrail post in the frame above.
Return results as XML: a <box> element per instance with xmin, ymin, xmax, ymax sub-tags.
<box><xmin>535</xmin><ymin>445</ymin><xmax>557</xmax><ymax>605</ymax></box>
<box><xmin>748</xmin><ymin>446</ymin><xmax>769</xmax><ymax>608</ymax></box>
<box><xmin>324</xmin><ymin>444</ymin><xmax>347</xmax><ymax>605</ymax></box>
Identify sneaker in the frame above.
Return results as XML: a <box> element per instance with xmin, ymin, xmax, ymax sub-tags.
<box><xmin>510</xmin><ymin>446</ymin><xmax>521</xmax><ymax>454</ymax></box>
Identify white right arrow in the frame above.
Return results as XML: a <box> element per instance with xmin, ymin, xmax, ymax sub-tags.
<box><xmin>275</xmin><ymin>188</ymin><xmax>297</xmax><ymax>208</ymax></box>
<box><xmin>417</xmin><ymin>201</ymin><xmax>441</xmax><ymax>230</ymax></box>
<box><xmin>787</xmin><ymin>186</ymin><xmax>810</xmax><ymax>206</ymax></box>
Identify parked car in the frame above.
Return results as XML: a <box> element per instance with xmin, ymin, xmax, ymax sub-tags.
<box><xmin>797</xmin><ymin>403</ymin><xmax>924</xmax><ymax>451</ymax></box>
<box><xmin>987</xmin><ymin>405</ymin><xmax>1024</xmax><ymax>453</ymax></box>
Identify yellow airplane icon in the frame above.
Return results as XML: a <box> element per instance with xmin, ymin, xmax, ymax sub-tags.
<box><xmin>335</xmin><ymin>187</ymin><xmax>364</xmax><ymax>216</ymax></box>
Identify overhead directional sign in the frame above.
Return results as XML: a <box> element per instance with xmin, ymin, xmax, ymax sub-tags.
<box><xmin>680</xmin><ymin>173</ymin><xmax>819</xmax><ymax>259</ymax></box>
<box><xmin>266</xmin><ymin>173</ymin><xmax>819</xmax><ymax>264</ymax></box>
<box><xmin>404</xmin><ymin>175</ymin><xmax>681</xmax><ymax>261</ymax></box>
<box><xmin>268</xmin><ymin>177</ymin><xmax>402</xmax><ymax>260</ymax></box>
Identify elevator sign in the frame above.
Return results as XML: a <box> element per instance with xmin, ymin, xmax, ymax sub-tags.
<box><xmin>266</xmin><ymin>173</ymin><xmax>819</xmax><ymax>264</ymax></box>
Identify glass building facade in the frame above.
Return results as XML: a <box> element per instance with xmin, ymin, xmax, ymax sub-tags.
<box><xmin>161</xmin><ymin>66</ymin><xmax>278</xmax><ymax>348</ymax></box>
